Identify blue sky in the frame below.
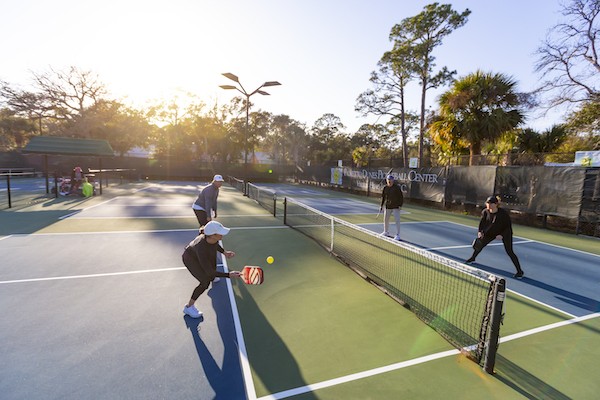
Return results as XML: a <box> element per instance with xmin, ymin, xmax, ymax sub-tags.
<box><xmin>1</xmin><ymin>0</ymin><xmax>565</xmax><ymax>133</ymax></box>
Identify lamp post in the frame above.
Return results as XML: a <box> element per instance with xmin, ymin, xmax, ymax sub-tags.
<box><xmin>220</xmin><ymin>72</ymin><xmax>281</xmax><ymax>181</ymax></box>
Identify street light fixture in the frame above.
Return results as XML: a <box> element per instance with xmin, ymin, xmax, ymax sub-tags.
<box><xmin>220</xmin><ymin>72</ymin><xmax>281</xmax><ymax>181</ymax></box>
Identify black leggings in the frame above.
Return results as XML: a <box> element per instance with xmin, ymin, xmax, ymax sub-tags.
<box><xmin>193</xmin><ymin>209</ymin><xmax>209</xmax><ymax>228</ymax></box>
<box><xmin>471</xmin><ymin>234</ymin><xmax>523</xmax><ymax>273</ymax></box>
<box><xmin>182</xmin><ymin>251</ymin><xmax>211</xmax><ymax>300</ymax></box>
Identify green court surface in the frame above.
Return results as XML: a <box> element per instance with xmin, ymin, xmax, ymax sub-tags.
<box><xmin>2</xmin><ymin>181</ymin><xmax>598</xmax><ymax>399</ymax></box>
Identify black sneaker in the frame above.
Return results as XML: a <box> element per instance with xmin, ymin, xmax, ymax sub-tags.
<box><xmin>513</xmin><ymin>271</ymin><xmax>524</xmax><ymax>279</ymax></box>
<box><xmin>465</xmin><ymin>258</ymin><xmax>475</xmax><ymax>264</ymax></box>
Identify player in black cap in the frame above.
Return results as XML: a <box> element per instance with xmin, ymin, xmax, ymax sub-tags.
<box><xmin>466</xmin><ymin>195</ymin><xmax>524</xmax><ymax>279</ymax></box>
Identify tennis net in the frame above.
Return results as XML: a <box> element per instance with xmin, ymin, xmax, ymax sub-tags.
<box><xmin>228</xmin><ymin>176</ymin><xmax>246</xmax><ymax>194</ymax></box>
<box><xmin>247</xmin><ymin>182</ymin><xmax>277</xmax><ymax>216</ymax></box>
<box><xmin>283</xmin><ymin>197</ymin><xmax>505</xmax><ymax>372</ymax></box>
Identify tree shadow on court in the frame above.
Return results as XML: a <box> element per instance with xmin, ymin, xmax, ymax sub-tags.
<box><xmin>0</xmin><ymin>209</ymin><xmax>73</xmax><ymax>234</ymax></box>
<box><xmin>0</xmin><ymin>196</ymin><xmax>98</xmax><ymax>234</ymax></box>
<box><xmin>232</xmin><ymin>281</ymin><xmax>318</xmax><ymax>399</ymax></box>
<box><xmin>493</xmin><ymin>354</ymin><xmax>572</xmax><ymax>399</ymax></box>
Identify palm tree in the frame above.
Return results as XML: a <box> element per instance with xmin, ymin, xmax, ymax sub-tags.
<box><xmin>430</xmin><ymin>70</ymin><xmax>524</xmax><ymax>165</ymax></box>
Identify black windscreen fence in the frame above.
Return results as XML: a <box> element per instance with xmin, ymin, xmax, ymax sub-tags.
<box><xmin>294</xmin><ymin>165</ymin><xmax>599</xmax><ymax>237</ymax></box>
<box><xmin>495</xmin><ymin>166</ymin><xmax>586</xmax><ymax>219</ymax></box>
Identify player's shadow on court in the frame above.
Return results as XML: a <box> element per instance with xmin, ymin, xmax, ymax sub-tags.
<box><xmin>465</xmin><ymin>262</ymin><xmax>599</xmax><ymax>313</ymax></box>
<box><xmin>494</xmin><ymin>354</ymin><xmax>571</xmax><ymax>399</ymax></box>
<box><xmin>232</xmin><ymin>281</ymin><xmax>319</xmax><ymax>399</ymax></box>
<box><xmin>434</xmin><ymin>248</ymin><xmax>600</xmax><ymax>314</ymax></box>
<box><xmin>184</xmin><ymin>311</ymin><xmax>246</xmax><ymax>400</ymax></box>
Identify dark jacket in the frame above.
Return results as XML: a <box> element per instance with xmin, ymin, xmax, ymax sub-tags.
<box><xmin>183</xmin><ymin>234</ymin><xmax>229</xmax><ymax>279</ymax></box>
<box><xmin>381</xmin><ymin>184</ymin><xmax>404</xmax><ymax>209</ymax></box>
<box><xmin>478</xmin><ymin>208</ymin><xmax>513</xmax><ymax>239</ymax></box>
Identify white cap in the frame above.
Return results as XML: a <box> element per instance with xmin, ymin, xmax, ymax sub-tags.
<box><xmin>203</xmin><ymin>221</ymin><xmax>230</xmax><ymax>236</ymax></box>
<box><xmin>213</xmin><ymin>174</ymin><xmax>224</xmax><ymax>182</ymax></box>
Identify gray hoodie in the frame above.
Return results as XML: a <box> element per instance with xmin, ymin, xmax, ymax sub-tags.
<box><xmin>192</xmin><ymin>183</ymin><xmax>219</xmax><ymax>216</ymax></box>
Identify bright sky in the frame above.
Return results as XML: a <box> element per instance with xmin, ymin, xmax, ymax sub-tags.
<box><xmin>1</xmin><ymin>0</ymin><xmax>565</xmax><ymax>133</ymax></box>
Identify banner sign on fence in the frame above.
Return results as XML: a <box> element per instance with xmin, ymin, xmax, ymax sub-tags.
<box><xmin>575</xmin><ymin>151</ymin><xmax>600</xmax><ymax>167</ymax></box>
<box><xmin>331</xmin><ymin>167</ymin><xmax>343</xmax><ymax>185</ymax></box>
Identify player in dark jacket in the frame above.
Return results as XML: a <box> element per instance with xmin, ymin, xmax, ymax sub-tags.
<box><xmin>466</xmin><ymin>196</ymin><xmax>524</xmax><ymax>279</ymax></box>
<box><xmin>380</xmin><ymin>175</ymin><xmax>404</xmax><ymax>240</ymax></box>
<box><xmin>182</xmin><ymin>221</ymin><xmax>241</xmax><ymax>318</ymax></box>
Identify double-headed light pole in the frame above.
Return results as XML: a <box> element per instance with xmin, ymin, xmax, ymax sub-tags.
<box><xmin>220</xmin><ymin>72</ymin><xmax>281</xmax><ymax>181</ymax></box>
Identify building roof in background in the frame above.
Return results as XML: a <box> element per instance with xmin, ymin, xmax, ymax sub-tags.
<box><xmin>22</xmin><ymin>136</ymin><xmax>114</xmax><ymax>157</ymax></box>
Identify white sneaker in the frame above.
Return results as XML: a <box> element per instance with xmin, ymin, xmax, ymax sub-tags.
<box><xmin>394</xmin><ymin>234</ymin><xmax>401</xmax><ymax>241</ymax></box>
<box><xmin>381</xmin><ymin>231</ymin><xmax>392</xmax><ymax>237</ymax></box>
<box><xmin>183</xmin><ymin>305</ymin><xmax>202</xmax><ymax>318</ymax></box>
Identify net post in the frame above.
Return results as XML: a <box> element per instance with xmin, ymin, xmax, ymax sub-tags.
<box><xmin>330</xmin><ymin>217</ymin><xmax>334</xmax><ymax>252</ymax></box>
<box><xmin>6</xmin><ymin>174</ymin><xmax>12</xmax><ymax>208</ymax></box>
<box><xmin>273</xmin><ymin>194</ymin><xmax>277</xmax><ymax>217</ymax></box>
<box><xmin>484</xmin><ymin>277</ymin><xmax>505</xmax><ymax>374</ymax></box>
<box><xmin>283</xmin><ymin>197</ymin><xmax>287</xmax><ymax>225</ymax></box>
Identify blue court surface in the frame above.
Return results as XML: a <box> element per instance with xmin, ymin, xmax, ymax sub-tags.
<box><xmin>2</xmin><ymin>180</ymin><xmax>599</xmax><ymax>399</ymax></box>
<box><xmin>253</xmin><ymin>181</ymin><xmax>599</xmax><ymax>318</ymax></box>
<box><xmin>356</xmin><ymin>220</ymin><xmax>600</xmax><ymax>318</ymax></box>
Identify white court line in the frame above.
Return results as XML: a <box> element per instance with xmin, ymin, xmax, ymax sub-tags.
<box><xmin>58</xmin><ymin>196</ymin><xmax>121</xmax><ymax>220</ymax></box>
<box><xmin>500</xmin><ymin>312</ymin><xmax>600</xmax><ymax>342</ymax></box>
<box><xmin>257</xmin><ymin>312</ymin><xmax>600</xmax><ymax>400</ymax></box>
<box><xmin>99</xmin><ymin>204</ymin><xmax>193</xmax><ymax>207</ymax></box>
<box><xmin>0</xmin><ymin>267</ymin><xmax>185</xmax><ymax>285</ymax></box>
<box><xmin>67</xmin><ymin>214</ymin><xmax>278</xmax><ymax>220</ymax></box>
<box><xmin>428</xmin><ymin>239</ymin><xmax>534</xmax><ymax>251</ymax></box>
<box><xmin>442</xmin><ymin>220</ymin><xmax>600</xmax><ymax>259</ymax></box>
<box><xmin>221</xmin><ymin>247</ymin><xmax>257</xmax><ymax>400</ymax></box>
<box><xmin>5</xmin><ymin>225</ymin><xmax>289</xmax><ymax>237</ymax></box>
<box><xmin>506</xmin><ymin>287</ymin><xmax>578</xmax><ymax>318</ymax></box>
<box><xmin>2</xmin><ymin>221</ymin><xmax>594</xmax><ymax>398</ymax></box>
<box><xmin>360</xmin><ymin>220</ymin><xmax>450</xmax><ymax>226</ymax></box>
<box><xmin>257</xmin><ymin>349</ymin><xmax>461</xmax><ymax>400</ymax></box>
<box><xmin>363</xmin><ymin>219</ymin><xmax>599</xmax><ymax>259</ymax></box>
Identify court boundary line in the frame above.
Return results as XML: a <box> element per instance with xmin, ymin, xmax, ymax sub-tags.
<box><xmin>221</xmin><ymin>247</ymin><xmax>257</xmax><ymax>400</ymax></box>
<box><xmin>59</xmin><ymin>196</ymin><xmax>121</xmax><ymax>220</ymax></box>
<box><xmin>441</xmin><ymin>220</ymin><xmax>600</xmax><ymax>259</ymax></box>
<box><xmin>0</xmin><ymin>267</ymin><xmax>185</xmax><ymax>285</ymax></box>
<box><xmin>506</xmin><ymin>287</ymin><xmax>577</xmax><ymax>318</ymax></box>
<box><xmin>4</xmin><ymin>225</ymin><xmax>289</xmax><ymax>237</ymax></box>
<box><xmin>428</xmin><ymin>239</ymin><xmax>534</xmax><ymax>251</ymax></box>
<box><xmin>359</xmin><ymin>219</ymin><xmax>600</xmax><ymax>259</ymax></box>
<box><xmin>65</xmin><ymin>214</ymin><xmax>278</xmax><ymax>220</ymax></box>
<box><xmin>256</xmin><ymin>312</ymin><xmax>600</xmax><ymax>400</ymax></box>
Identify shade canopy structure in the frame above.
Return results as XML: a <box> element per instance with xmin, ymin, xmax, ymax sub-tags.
<box><xmin>22</xmin><ymin>136</ymin><xmax>115</xmax><ymax>157</ymax></box>
<box><xmin>22</xmin><ymin>136</ymin><xmax>115</xmax><ymax>195</ymax></box>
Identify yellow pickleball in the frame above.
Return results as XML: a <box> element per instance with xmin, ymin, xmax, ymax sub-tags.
<box><xmin>266</xmin><ymin>256</ymin><xmax>274</xmax><ymax>264</ymax></box>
